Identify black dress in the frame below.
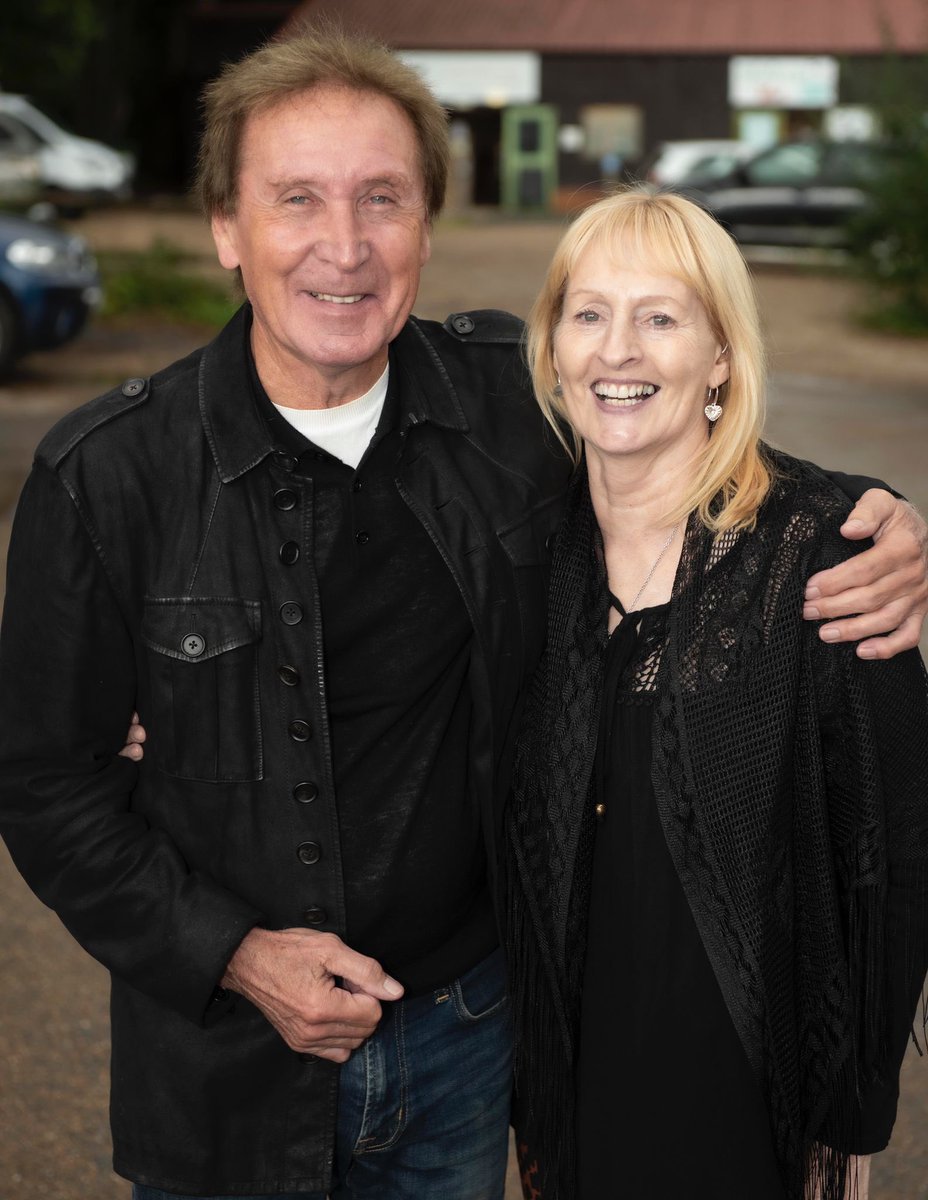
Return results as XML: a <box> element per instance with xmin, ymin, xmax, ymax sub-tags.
<box><xmin>575</xmin><ymin>596</ymin><xmax>788</xmax><ymax>1199</ymax></box>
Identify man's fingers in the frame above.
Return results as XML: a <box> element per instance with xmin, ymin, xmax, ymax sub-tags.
<box><xmin>118</xmin><ymin>713</ymin><xmax>147</xmax><ymax>760</ymax></box>
<box><xmin>325</xmin><ymin>941</ymin><xmax>404</xmax><ymax>1001</ymax></box>
<box><xmin>807</xmin><ymin>551</ymin><xmax>923</xmax><ymax>603</ymax></box>
<box><xmin>804</xmin><ymin>577</ymin><xmax>911</xmax><ymax>622</ymax></box>
<box><xmin>838</xmin><ymin>487</ymin><xmax>898</xmax><ymax>540</ymax></box>
<box><xmin>277</xmin><ymin>987</ymin><xmax>382</xmax><ymax>1054</ymax></box>
<box><xmin>855</xmin><ymin>612</ymin><xmax>925</xmax><ymax>660</ymax></box>
<box><xmin>817</xmin><ymin>603</ymin><xmax>923</xmax><ymax>655</ymax></box>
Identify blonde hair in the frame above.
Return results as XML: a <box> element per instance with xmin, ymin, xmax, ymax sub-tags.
<box><xmin>196</xmin><ymin>24</ymin><xmax>450</xmax><ymax>220</ymax></box>
<box><xmin>527</xmin><ymin>187</ymin><xmax>772</xmax><ymax>534</ymax></box>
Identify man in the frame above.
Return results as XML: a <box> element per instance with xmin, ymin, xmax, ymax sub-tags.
<box><xmin>0</xmin><ymin>27</ymin><xmax>925</xmax><ymax>1200</ymax></box>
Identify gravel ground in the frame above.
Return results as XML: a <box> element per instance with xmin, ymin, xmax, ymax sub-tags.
<box><xmin>0</xmin><ymin>208</ymin><xmax>926</xmax><ymax>1200</ymax></box>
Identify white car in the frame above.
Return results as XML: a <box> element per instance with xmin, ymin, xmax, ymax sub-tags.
<box><xmin>638</xmin><ymin>139</ymin><xmax>755</xmax><ymax>187</ymax></box>
<box><xmin>0</xmin><ymin>94</ymin><xmax>134</xmax><ymax>212</ymax></box>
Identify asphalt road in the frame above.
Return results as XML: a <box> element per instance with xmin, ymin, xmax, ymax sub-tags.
<box><xmin>0</xmin><ymin>214</ymin><xmax>926</xmax><ymax>1200</ymax></box>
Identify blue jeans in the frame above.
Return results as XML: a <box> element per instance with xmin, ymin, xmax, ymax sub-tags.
<box><xmin>132</xmin><ymin>947</ymin><xmax>512</xmax><ymax>1200</ymax></box>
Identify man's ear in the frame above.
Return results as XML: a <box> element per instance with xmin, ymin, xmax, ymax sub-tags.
<box><xmin>211</xmin><ymin>213</ymin><xmax>241</xmax><ymax>271</ymax></box>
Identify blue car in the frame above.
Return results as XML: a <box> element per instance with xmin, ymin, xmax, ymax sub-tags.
<box><xmin>0</xmin><ymin>210</ymin><xmax>101</xmax><ymax>376</ymax></box>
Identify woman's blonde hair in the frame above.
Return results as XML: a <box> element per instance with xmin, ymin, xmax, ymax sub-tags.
<box><xmin>527</xmin><ymin>187</ymin><xmax>772</xmax><ymax>534</ymax></box>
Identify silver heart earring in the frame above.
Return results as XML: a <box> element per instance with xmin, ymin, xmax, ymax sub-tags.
<box><xmin>705</xmin><ymin>386</ymin><xmax>722</xmax><ymax>423</ymax></box>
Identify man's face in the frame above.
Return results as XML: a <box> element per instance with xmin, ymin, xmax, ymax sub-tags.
<box><xmin>212</xmin><ymin>85</ymin><xmax>432</xmax><ymax>405</ymax></box>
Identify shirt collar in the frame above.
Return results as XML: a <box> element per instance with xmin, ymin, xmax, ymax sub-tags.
<box><xmin>198</xmin><ymin>304</ymin><xmax>469</xmax><ymax>483</ymax></box>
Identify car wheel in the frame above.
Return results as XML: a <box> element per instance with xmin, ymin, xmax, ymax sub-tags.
<box><xmin>0</xmin><ymin>292</ymin><xmax>19</xmax><ymax>378</ymax></box>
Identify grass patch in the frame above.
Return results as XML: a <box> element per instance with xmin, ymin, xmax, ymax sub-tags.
<box><xmin>856</xmin><ymin>301</ymin><xmax>928</xmax><ymax>337</ymax></box>
<box><xmin>97</xmin><ymin>238</ymin><xmax>237</xmax><ymax>327</ymax></box>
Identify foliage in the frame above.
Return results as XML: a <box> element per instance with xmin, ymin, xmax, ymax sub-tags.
<box><xmin>1</xmin><ymin>0</ymin><xmax>102</xmax><ymax>105</ymax></box>
<box><xmin>97</xmin><ymin>239</ymin><xmax>237</xmax><ymax>328</ymax></box>
<box><xmin>844</xmin><ymin>50</ymin><xmax>928</xmax><ymax>334</ymax></box>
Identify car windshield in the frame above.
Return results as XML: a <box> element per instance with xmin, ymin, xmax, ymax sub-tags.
<box><xmin>745</xmin><ymin>143</ymin><xmax>822</xmax><ymax>186</ymax></box>
<box><xmin>678</xmin><ymin>151</ymin><xmax>747</xmax><ymax>184</ymax></box>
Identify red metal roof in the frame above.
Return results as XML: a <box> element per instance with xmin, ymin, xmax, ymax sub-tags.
<box><xmin>282</xmin><ymin>0</ymin><xmax>928</xmax><ymax>54</ymax></box>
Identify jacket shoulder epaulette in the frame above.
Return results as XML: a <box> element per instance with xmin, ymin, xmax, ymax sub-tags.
<box><xmin>442</xmin><ymin>309</ymin><xmax>525</xmax><ymax>345</ymax></box>
<box><xmin>36</xmin><ymin>376</ymin><xmax>153</xmax><ymax>470</ymax></box>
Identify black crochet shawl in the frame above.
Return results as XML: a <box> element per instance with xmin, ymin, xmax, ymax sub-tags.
<box><xmin>506</xmin><ymin>447</ymin><xmax>928</xmax><ymax>1200</ymax></box>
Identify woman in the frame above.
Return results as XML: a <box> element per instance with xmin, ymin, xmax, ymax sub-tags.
<box><xmin>506</xmin><ymin>188</ymin><xmax>928</xmax><ymax>1200</ymax></box>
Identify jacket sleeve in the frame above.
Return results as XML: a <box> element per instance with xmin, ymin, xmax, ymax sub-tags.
<box><xmin>814</xmin><ymin>625</ymin><xmax>928</xmax><ymax>1152</ymax></box>
<box><xmin>0</xmin><ymin>462</ymin><xmax>264</xmax><ymax>1025</ymax></box>
<box><xmin>815</xmin><ymin>467</ymin><xmax>900</xmax><ymax>501</ymax></box>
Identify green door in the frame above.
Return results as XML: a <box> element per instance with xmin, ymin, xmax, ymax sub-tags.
<box><xmin>501</xmin><ymin>104</ymin><xmax>558</xmax><ymax>213</ymax></box>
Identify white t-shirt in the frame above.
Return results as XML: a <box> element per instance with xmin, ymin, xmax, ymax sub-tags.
<box><xmin>272</xmin><ymin>365</ymin><xmax>389</xmax><ymax>469</ymax></box>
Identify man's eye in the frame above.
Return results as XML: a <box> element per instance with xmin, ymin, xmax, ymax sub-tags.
<box><xmin>286</xmin><ymin>195</ymin><xmax>309</xmax><ymax>205</ymax></box>
<box><xmin>368</xmin><ymin>194</ymin><xmax>393</xmax><ymax>205</ymax></box>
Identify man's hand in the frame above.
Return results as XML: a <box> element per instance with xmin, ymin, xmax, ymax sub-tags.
<box><xmin>118</xmin><ymin>712</ymin><xmax>146</xmax><ymax>760</ymax></box>
<box><xmin>221</xmin><ymin>926</ymin><xmax>404</xmax><ymax>1062</ymax></box>
<box><xmin>804</xmin><ymin>489</ymin><xmax>928</xmax><ymax>659</ymax></box>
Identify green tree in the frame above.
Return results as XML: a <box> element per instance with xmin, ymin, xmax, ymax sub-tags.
<box><xmin>844</xmin><ymin>47</ymin><xmax>928</xmax><ymax>333</ymax></box>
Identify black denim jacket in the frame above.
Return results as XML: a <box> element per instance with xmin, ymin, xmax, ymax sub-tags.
<box><xmin>0</xmin><ymin>305</ymin><xmax>568</xmax><ymax>1194</ymax></box>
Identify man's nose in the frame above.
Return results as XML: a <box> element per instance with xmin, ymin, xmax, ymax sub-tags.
<box><xmin>314</xmin><ymin>204</ymin><xmax>370</xmax><ymax>271</ymax></box>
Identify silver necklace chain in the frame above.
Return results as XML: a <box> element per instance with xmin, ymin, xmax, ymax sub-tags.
<box><xmin>625</xmin><ymin>523</ymin><xmax>680</xmax><ymax>613</ymax></box>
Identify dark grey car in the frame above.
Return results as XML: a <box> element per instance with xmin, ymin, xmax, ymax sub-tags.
<box><xmin>680</xmin><ymin>139</ymin><xmax>885</xmax><ymax>247</ymax></box>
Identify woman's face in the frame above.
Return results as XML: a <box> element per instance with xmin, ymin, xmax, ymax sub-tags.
<box><xmin>553</xmin><ymin>237</ymin><xmax>729</xmax><ymax>471</ymax></box>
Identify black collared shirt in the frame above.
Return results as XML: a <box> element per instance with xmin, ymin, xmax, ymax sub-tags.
<box><xmin>249</xmin><ymin>347</ymin><xmax>497</xmax><ymax>994</ymax></box>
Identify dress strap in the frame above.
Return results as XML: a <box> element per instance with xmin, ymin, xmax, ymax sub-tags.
<box><xmin>608</xmin><ymin>590</ymin><xmax>627</xmax><ymax>617</ymax></box>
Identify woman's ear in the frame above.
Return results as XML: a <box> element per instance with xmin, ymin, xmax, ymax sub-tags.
<box><xmin>710</xmin><ymin>342</ymin><xmax>730</xmax><ymax>388</ymax></box>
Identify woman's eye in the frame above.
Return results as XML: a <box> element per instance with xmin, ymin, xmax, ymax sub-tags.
<box><xmin>649</xmin><ymin>313</ymin><xmax>674</xmax><ymax>328</ymax></box>
<box><xmin>576</xmin><ymin>309</ymin><xmax>600</xmax><ymax>323</ymax></box>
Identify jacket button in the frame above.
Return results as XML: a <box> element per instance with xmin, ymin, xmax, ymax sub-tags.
<box><xmin>274</xmin><ymin>488</ymin><xmax>298</xmax><ymax>511</ymax></box>
<box><xmin>121</xmin><ymin>377</ymin><xmax>146</xmax><ymax>397</ymax></box>
<box><xmin>303</xmin><ymin>906</ymin><xmax>327</xmax><ymax>924</ymax></box>
<box><xmin>545</xmin><ymin>533</ymin><xmax>556</xmax><ymax>552</ymax></box>
<box><xmin>451</xmin><ymin>314</ymin><xmax>475</xmax><ymax>335</ymax></box>
<box><xmin>274</xmin><ymin>451</ymin><xmax>298</xmax><ymax>472</ymax></box>
<box><xmin>279</xmin><ymin>540</ymin><xmax>300</xmax><ymax>565</ymax></box>
<box><xmin>289</xmin><ymin>720</ymin><xmax>312</xmax><ymax>742</ymax></box>
<box><xmin>280</xmin><ymin>602</ymin><xmax>303</xmax><ymax>625</ymax></box>
<box><xmin>278</xmin><ymin>664</ymin><xmax>300</xmax><ymax>687</ymax></box>
<box><xmin>355</xmin><ymin>530</ymin><xmax>370</xmax><ymax>546</ymax></box>
<box><xmin>297</xmin><ymin>841</ymin><xmax>321</xmax><ymax>866</ymax></box>
<box><xmin>181</xmin><ymin>633</ymin><xmax>205</xmax><ymax>658</ymax></box>
<box><xmin>293</xmin><ymin>781</ymin><xmax>318</xmax><ymax>804</ymax></box>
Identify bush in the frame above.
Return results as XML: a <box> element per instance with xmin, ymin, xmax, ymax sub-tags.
<box><xmin>846</xmin><ymin>122</ymin><xmax>928</xmax><ymax>333</ymax></box>
<box><xmin>98</xmin><ymin>238</ymin><xmax>237</xmax><ymax>327</ymax></box>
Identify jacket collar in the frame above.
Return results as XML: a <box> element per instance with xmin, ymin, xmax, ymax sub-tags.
<box><xmin>391</xmin><ymin>317</ymin><xmax>470</xmax><ymax>434</ymax></box>
<box><xmin>199</xmin><ymin>306</ymin><xmax>469</xmax><ymax>484</ymax></box>
<box><xmin>198</xmin><ymin>305</ymin><xmax>275</xmax><ymax>484</ymax></box>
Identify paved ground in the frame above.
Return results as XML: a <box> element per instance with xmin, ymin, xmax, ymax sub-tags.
<box><xmin>0</xmin><ymin>210</ymin><xmax>926</xmax><ymax>1199</ymax></box>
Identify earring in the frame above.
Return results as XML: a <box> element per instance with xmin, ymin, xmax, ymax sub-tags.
<box><xmin>705</xmin><ymin>386</ymin><xmax>722</xmax><ymax>423</ymax></box>
<box><xmin>553</xmin><ymin>373</ymin><xmax>563</xmax><ymax>397</ymax></box>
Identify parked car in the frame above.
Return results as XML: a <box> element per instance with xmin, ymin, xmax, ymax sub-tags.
<box><xmin>638</xmin><ymin>139</ymin><xmax>754</xmax><ymax>186</ymax></box>
<box><xmin>0</xmin><ymin>120</ymin><xmax>41</xmax><ymax>206</ymax></box>
<box><xmin>679</xmin><ymin>139</ymin><xmax>886</xmax><ymax>247</ymax></box>
<box><xmin>0</xmin><ymin>210</ymin><xmax>102</xmax><ymax>376</ymax></box>
<box><xmin>0</xmin><ymin>95</ymin><xmax>134</xmax><ymax>214</ymax></box>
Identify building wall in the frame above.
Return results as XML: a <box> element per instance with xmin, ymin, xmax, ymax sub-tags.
<box><xmin>542</xmin><ymin>53</ymin><xmax>733</xmax><ymax>186</ymax></box>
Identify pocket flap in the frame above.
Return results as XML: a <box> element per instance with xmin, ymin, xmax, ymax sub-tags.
<box><xmin>141</xmin><ymin>598</ymin><xmax>261</xmax><ymax>663</ymax></box>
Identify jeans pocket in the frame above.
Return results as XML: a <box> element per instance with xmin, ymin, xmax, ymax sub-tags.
<box><xmin>451</xmin><ymin>948</ymin><xmax>509</xmax><ymax>1023</ymax></box>
<box><xmin>141</xmin><ymin>597</ymin><xmax>263</xmax><ymax>782</ymax></box>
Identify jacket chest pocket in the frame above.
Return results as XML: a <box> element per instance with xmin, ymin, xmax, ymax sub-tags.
<box><xmin>141</xmin><ymin>598</ymin><xmax>263</xmax><ymax>782</ymax></box>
